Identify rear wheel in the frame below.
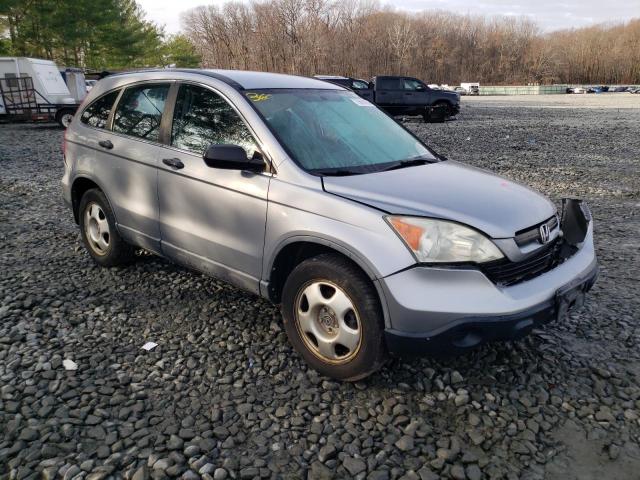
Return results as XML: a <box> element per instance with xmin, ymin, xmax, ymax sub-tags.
<box><xmin>281</xmin><ymin>253</ymin><xmax>387</xmax><ymax>381</ymax></box>
<box><xmin>79</xmin><ymin>189</ymin><xmax>135</xmax><ymax>266</ymax></box>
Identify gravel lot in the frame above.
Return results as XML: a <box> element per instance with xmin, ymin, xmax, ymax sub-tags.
<box><xmin>1</xmin><ymin>94</ymin><xmax>639</xmax><ymax>480</ymax></box>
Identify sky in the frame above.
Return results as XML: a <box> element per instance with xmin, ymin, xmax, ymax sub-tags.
<box><xmin>138</xmin><ymin>0</ymin><xmax>640</xmax><ymax>35</ymax></box>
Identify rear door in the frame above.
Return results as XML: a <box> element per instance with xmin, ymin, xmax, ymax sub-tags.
<box><xmin>157</xmin><ymin>83</ymin><xmax>270</xmax><ymax>294</ymax></box>
<box><xmin>100</xmin><ymin>82</ymin><xmax>172</xmax><ymax>252</ymax></box>
<box><xmin>374</xmin><ymin>77</ymin><xmax>403</xmax><ymax>113</ymax></box>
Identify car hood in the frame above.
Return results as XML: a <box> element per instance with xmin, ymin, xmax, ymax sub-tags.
<box><xmin>437</xmin><ymin>90</ymin><xmax>459</xmax><ymax>100</ymax></box>
<box><xmin>322</xmin><ymin>160</ymin><xmax>556</xmax><ymax>238</ymax></box>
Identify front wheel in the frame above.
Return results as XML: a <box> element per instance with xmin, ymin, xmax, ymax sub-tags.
<box><xmin>424</xmin><ymin>102</ymin><xmax>450</xmax><ymax>123</ymax></box>
<box><xmin>281</xmin><ymin>253</ymin><xmax>387</xmax><ymax>381</ymax></box>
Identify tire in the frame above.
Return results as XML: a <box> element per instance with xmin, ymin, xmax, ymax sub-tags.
<box><xmin>429</xmin><ymin>101</ymin><xmax>450</xmax><ymax>123</ymax></box>
<box><xmin>281</xmin><ymin>253</ymin><xmax>387</xmax><ymax>381</ymax></box>
<box><xmin>55</xmin><ymin>108</ymin><xmax>75</xmax><ymax>128</ymax></box>
<box><xmin>78</xmin><ymin>188</ymin><xmax>135</xmax><ymax>267</ymax></box>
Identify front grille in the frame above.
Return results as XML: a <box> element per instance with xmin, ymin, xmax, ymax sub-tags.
<box><xmin>515</xmin><ymin>215</ymin><xmax>558</xmax><ymax>247</ymax></box>
<box><xmin>481</xmin><ymin>240</ymin><xmax>560</xmax><ymax>286</ymax></box>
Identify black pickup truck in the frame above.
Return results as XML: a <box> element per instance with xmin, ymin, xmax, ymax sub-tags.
<box><xmin>315</xmin><ymin>75</ymin><xmax>460</xmax><ymax>122</ymax></box>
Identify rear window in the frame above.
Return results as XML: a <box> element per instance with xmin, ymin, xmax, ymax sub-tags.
<box><xmin>112</xmin><ymin>84</ymin><xmax>170</xmax><ymax>142</ymax></box>
<box><xmin>80</xmin><ymin>90</ymin><xmax>120</xmax><ymax>129</ymax></box>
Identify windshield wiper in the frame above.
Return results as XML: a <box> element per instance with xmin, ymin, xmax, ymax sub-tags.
<box><xmin>312</xmin><ymin>168</ymin><xmax>362</xmax><ymax>176</ymax></box>
<box><xmin>379</xmin><ymin>157</ymin><xmax>431</xmax><ymax>172</ymax></box>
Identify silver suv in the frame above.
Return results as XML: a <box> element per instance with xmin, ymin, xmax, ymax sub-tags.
<box><xmin>62</xmin><ymin>70</ymin><xmax>598</xmax><ymax>380</ymax></box>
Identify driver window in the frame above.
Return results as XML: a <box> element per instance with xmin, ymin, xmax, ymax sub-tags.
<box><xmin>403</xmin><ymin>79</ymin><xmax>424</xmax><ymax>91</ymax></box>
<box><xmin>171</xmin><ymin>84</ymin><xmax>258</xmax><ymax>158</ymax></box>
<box><xmin>112</xmin><ymin>83</ymin><xmax>169</xmax><ymax>142</ymax></box>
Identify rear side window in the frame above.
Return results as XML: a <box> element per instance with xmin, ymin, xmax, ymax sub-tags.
<box><xmin>112</xmin><ymin>84</ymin><xmax>170</xmax><ymax>142</ymax></box>
<box><xmin>376</xmin><ymin>78</ymin><xmax>400</xmax><ymax>90</ymax></box>
<box><xmin>171</xmin><ymin>84</ymin><xmax>258</xmax><ymax>158</ymax></box>
<box><xmin>80</xmin><ymin>90</ymin><xmax>120</xmax><ymax>129</ymax></box>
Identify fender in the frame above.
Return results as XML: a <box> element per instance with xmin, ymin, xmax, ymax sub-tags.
<box><xmin>261</xmin><ymin>233</ymin><xmax>394</xmax><ymax>328</ymax></box>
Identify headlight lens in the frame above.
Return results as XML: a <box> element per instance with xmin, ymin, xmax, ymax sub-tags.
<box><xmin>387</xmin><ymin>216</ymin><xmax>504</xmax><ymax>263</ymax></box>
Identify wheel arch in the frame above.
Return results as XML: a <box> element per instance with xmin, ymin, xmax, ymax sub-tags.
<box><xmin>263</xmin><ymin>236</ymin><xmax>392</xmax><ymax>328</ymax></box>
<box><xmin>71</xmin><ymin>175</ymin><xmax>114</xmax><ymax>224</ymax></box>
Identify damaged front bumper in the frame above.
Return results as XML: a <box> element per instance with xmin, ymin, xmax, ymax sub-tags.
<box><xmin>380</xmin><ymin>199</ymin><xmax>598</xmax><ymax>356</ymax></box>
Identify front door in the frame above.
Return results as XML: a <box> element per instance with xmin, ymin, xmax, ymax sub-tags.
<box><xmin>401</xmin><ymin>78</ymin><xmax>430</xmax><ymax>115</ymax></box>
<box><xmin>158</xmin><ymin>83</ymin><xmax>270</xmax><ymax>294</ymax></box>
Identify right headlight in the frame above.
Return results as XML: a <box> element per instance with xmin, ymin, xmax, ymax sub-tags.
<box><xmin>386</xmin><ymin>216</ymin><xmax>504</xmax><ymax>264</ymax></box>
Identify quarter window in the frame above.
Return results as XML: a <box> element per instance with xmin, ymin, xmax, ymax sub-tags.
<box><xmin>171</xmin><ymin>84</ymin><xmax>258</xmax><ymax>158</ymax></box>
<box><xmin>112</xmin><ymin>84</ymin><xmax>170</xmax><ymax>142</ymax></box>
<box><xmin>80</xmin><ymin>90</ymin><xmax>120</xmax><ymax>129</ymax></box>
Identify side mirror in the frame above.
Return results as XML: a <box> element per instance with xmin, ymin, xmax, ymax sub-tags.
<box><xmin>203</xmin><ymin>144</ymin><xmax>264</xmax><ymax>172</ymax></box>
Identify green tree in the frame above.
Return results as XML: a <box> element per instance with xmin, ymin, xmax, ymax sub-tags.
<box><xmin>162</xmin><ymin>34</ymin><xmax>201</xmax><ymax>67</ymax></box>
<box><xmin>0</xmin><ymin>0</ymin><xmax>164</xmax><ymax>70</ymax></box>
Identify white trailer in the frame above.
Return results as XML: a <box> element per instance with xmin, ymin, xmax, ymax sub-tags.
<box><xmin>0</xmin><ymin>57</ymin><xmax>81</xmax><ymax>127</ymax></box>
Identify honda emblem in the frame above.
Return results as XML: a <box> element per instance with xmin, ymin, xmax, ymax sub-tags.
<box><xmin>539</xmin><ymin>223</ymin><xmax>551</xmax><ymax>244</ymax></box>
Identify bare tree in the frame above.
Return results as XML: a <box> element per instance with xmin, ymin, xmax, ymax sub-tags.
<box><xmin>181</xmin><ymin>2</ymin><xmax>640</xmax><ymax>85</ymax></box>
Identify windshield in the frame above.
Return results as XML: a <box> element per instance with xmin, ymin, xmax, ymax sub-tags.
<box><xmin>246</xmin><ymin>89</ymin><xmax>436</xmax><ymax>174</ymax></box>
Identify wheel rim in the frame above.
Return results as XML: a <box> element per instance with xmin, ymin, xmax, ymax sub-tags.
<box><xmin>61</xmin><ymin>113</ymin><xmax>73</xmax><ymax>128</ymax></box>
<box><xmin>84</xmin><ymin>202</ymin><xmax>110</xmax><ymax>255</ymax></box>
<box><xmin>294</xmin><ymin>280</ymin><xmax>362</xmax><ymax>364</ymax></box>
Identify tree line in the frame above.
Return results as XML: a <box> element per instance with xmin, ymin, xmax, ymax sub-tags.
<box><xmin>182</xmin><ymin>0</ymin><xmax>640</xmax><ymax>85</ymax></box>
<box><xmin>0</xmin><ymin>0</ymin><xmax>201</xmax><ymax>70</ymax></box>
<box><xmin>2</xmin><ymin>0</ymin><xmax>638</xmax><ymax>84</ymax></box>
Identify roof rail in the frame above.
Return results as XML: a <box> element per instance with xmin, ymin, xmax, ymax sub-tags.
<box><xmin>103</xmin><ymin>68</ymin><xmax>244</xmax><ymax>90</ymax></box>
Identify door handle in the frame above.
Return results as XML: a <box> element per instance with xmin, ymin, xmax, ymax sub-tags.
<box><xmin>162</xmin><ymin>158</ymin><xmax>184</xmax><ymax>170</ymax></box>
<box><xmin>404</xmin><ymin>93</ymin><xmax>413</xmax><ymax>95</ymax></box>
<box><xmin>98</xmin><ymin>140</ymin><xmax>113</xmax><ymax>149</ymax></box>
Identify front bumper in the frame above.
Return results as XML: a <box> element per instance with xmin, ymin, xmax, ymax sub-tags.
<box><xmin>384</xmin><ymin>261</ymin><xmax>597</xmax><ymax>355</ymax></box>
<box><xmin>379</xmin><ymin>200</ymin><xmax>597</xmax><ymax>355</ymax></box>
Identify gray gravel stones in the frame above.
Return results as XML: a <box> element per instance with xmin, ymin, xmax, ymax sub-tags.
<box><xmin>343</xmin><ymin>456</ymin><xmax>367</xmax><ymax>475</ymax></box>
<box><xmin>2</xmin><ymin>95</ymin><xmax>640</xmax><ymax>479</ymax></box>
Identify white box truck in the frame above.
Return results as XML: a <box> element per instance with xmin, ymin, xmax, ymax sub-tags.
<box><xmin>460</xmin><ymin>82</ymin><xmax>480</xmax><ymax>95</ymax></box>
<box><xmin>0</xmin><ymin>57</ymin><xmax>81</xmax><ymax>127</ymax></box>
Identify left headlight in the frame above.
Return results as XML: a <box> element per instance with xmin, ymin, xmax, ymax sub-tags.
<box><xmin>386</xmin><ymin>216</ymin><xmax>504</xmax><ymax>263</ymax></box>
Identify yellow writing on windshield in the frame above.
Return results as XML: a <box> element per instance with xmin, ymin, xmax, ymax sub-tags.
<box><xmin>247</xmin><ymin>92</ymin><xmax>271</xmax><ymax>102</ymax></box>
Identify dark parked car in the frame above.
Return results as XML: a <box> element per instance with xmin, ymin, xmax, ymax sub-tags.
<box><xmin>315</xmin><ymin>75</ymin><xmax>460</xmax><ymax>122</ymax></box>
<box><xmin>369</xmin><ymin>76</ymin><xmax>460</xmax><ymax>122</ymax></box>
<box><xmin>314</xmin><ymin>75</ymin><xmax>374</xmax><ymax>101</ymax></box>
<box><xmin>611</xmin><ymin>86</ymin><xmax>629</xmax><ymax>92</ymax></box>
